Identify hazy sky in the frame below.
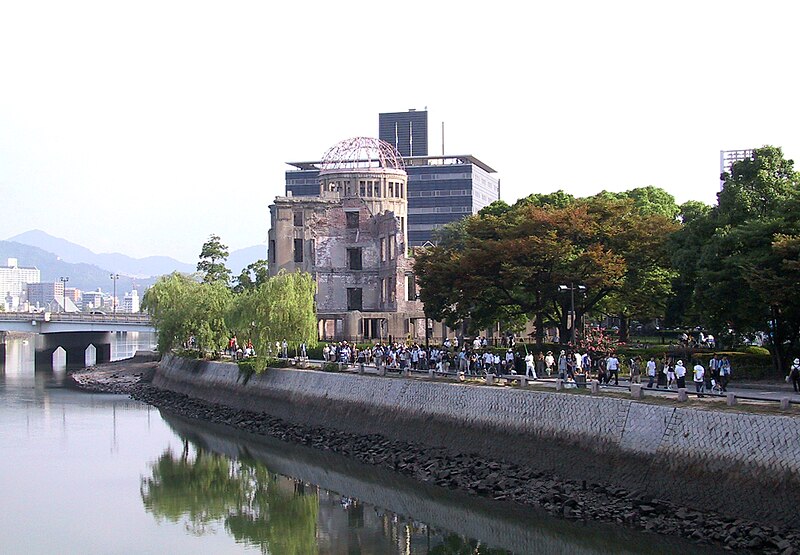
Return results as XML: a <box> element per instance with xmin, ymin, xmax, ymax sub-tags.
<box><xmin>1</xmin><ymin>1</ymin><xmax>799</xmax><ymax>262</ymax></box>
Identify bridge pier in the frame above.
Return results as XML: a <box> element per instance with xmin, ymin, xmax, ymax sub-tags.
<box><xmin>35</xmin><ymin>332</ymin><xmax>113</xmax><ymax>370</ymax></box>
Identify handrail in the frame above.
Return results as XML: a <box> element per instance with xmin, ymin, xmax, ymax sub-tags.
<box><xmin>271</xmin><ymin>357</ymin><xmax>800</xmax><ymax>408</ymax></box>
<box><xmin>0</xmin><ymin>312</ymin><xmax>151</xmax><ymax>323</ymax></box>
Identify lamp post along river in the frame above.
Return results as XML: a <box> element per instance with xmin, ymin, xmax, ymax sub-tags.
<box><xmin>110</xmin><ymin>273</ymin><xmax>119</xmax><ymax>315</ymax></box>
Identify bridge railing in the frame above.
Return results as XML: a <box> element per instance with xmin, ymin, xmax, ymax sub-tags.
<box><xmin>0</xmin><ymin>312</ymin><xmax>151</xmax><ymax>324</ymax></box>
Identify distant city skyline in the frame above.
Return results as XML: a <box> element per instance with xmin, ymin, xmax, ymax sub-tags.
<box><xmin>1</xmin><ymin>2</ymin><xmax>799</xmax><ymax>261</ymax></box>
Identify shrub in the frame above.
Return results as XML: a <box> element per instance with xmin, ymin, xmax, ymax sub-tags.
<box><xmin>264</xmin><ymin>357</ymin><xmax>290</xmax><ymax>369</ymax></box>
<box><xmin>740</xmin><ymin>346</ymin><xmax>771</xmax><ymax>356</ymax></box>
<box><xmin>175</xmin><ymin>348</ymin><xmax>203</xmax><ymax>359</ymax></box>
<box><xmin>322</xmin><ymin>362</ymin><xmax>340</xmax><ymax>372</ymax></box>
<box><xmin>237</xmin><ymin>357</ymin><xmax>263</xmax><ymax>378</ymax></box>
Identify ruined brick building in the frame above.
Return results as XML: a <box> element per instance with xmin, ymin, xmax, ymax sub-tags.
<box><xmin>268</xmin><ymin>137</ymin><xmax>426</xmax><ymax>342</ymax></box>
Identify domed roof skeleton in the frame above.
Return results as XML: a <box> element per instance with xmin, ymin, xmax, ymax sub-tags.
<box><xmin>320</xmin><ymin>137</ymin><xmax>405</xmax><ymax>174</ymax></box>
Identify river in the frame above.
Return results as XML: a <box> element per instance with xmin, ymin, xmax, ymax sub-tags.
<box><xmin>0</xmin><ymin>333</ymin><xmax>722</xmax><ymax>554</ymax></box>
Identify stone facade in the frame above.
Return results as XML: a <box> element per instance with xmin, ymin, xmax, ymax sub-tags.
<box><xmin>268</xmin><ymin>139</ymin><xmax>425</xmax><ymax>342</ymax></box>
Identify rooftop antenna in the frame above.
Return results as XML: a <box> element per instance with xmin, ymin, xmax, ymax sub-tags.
<box><xmin>441</xmin><ymin>121</ymin><xmax>445</xmax><ymax>156</ymax></box>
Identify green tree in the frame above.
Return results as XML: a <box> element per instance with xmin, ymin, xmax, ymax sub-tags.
<box><xmin>227</xmin><ymin>270</ymin><xmax>317</xmax><ymax>358</ymax></box>
<box><xmin>141</xmin><ymin>272</ymin><xmax>197</xmax><ymax>353</ymax></box>
<box><xmin>588</xmin><ymin>188</ymin><xmax>679</xmax><ymax>341</ymax></box>
<box><xmin>691</xmin><ymin>146</ymin><xmax>800</xmax><ymax>371</ymax></box>
<box><xmin>142</xmin><ymin>272</ymin><xmax>232</xmax><ymax>354</ymax></box>
<box><xmin>665</xmin><ymin>200</ymin><xmax>715</xmax><ymax>327</ymax></box>
<box><xmin>718</xmin><ymin>145</ymin><xmax>798</xmax><ymax>223</ymax></box>
<box><xmin>415</xmin><ymin>192</ymin><xmax>675</xmax><ymax>346</ymax></box>
<box><xmin>197</xmin><ymin>234</ymin><xmax>232</xmax><ymax>285</ymax></box>
<box><xmin>233</xmin><ymin>259</ymin><xmax>269</xmax><ymax>294</ymax></box>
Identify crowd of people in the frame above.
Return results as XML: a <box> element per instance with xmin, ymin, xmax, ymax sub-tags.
<box><xmin>317</xmin><ymin>338</ymin><xmax>743</xmax><ymax>396</ymax></box>
<box><xmin>642</xmin><ymin>353</ymin><xmax>732</xmax><ymax>395</ymax></box>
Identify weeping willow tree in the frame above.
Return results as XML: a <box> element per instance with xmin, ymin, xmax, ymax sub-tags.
<box><xmin>142</xmin><ymin>272</ymin><xmax>233</xmax><ymax>354</ymax></box>
<box><xmin>227</xmin><ymin>269</ymin><xmax>317</xmax><ymax>358</ymax></box>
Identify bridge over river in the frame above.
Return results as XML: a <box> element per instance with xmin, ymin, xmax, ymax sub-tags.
<box><xmin>0</xmin><ymin>312</ymin><xmax>154</xmax><ymax>368</ymax></box>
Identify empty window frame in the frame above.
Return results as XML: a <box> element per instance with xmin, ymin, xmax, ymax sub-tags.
<box><xmin>346</xmin><ymin>211</ymin><xmax>359</xmax><ymax>229</ymax></box>
<box><xmin>347</xmin><ymin>247</ymin><xmax>362</xmax><ymax>270</ymax></box>
<box><xmin>293</xmin><ymin>238</ymin><xmax>304</xmax><ymax>263</ymax></box>
<box><xmin>347</xmin><ymin>288</ymin><xmax>363</xmax><ymax>311</ymax></box>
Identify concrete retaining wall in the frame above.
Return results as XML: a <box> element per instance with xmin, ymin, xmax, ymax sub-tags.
<box><xmin>154</xmin><ymin>354</ymin><xmax>800</xmax><ymax>526</ymax></box>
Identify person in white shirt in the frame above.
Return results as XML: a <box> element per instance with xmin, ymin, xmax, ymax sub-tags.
<box><xmin>606</xmin><ymin>354</ymin><xmax>620</xmax><ymax>385</ymax></box>
<box><xmin>505</xmin><ymin>349</ymin><xmax>516</xmax><ymax>374</ymax></box>
<box><xmin>646</xmin><ymin>357</ymin><xmax>657</xmax><ymax>388</ymax></box>
<box><xmin>544</xmin><ymin>351</ymin><xmax>555</xmax><ymax>376</ymax></box>
<box><xmin>693</xmin><ymin>361</ymin><xmax>705</xmax><ymax>397</ymax></box>
<box><xmin>675</xmin><ymin>360</ymin><xmax>687</xmax><ymax>389</ymax></box>
<box><xmin>525</xmin><ymin>352</ymin><xmax>536</xmax><ymax>379</ymax></box>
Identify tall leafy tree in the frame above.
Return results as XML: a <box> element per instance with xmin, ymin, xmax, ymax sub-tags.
<box><xmin>692</xmin><ymin>146</ymin><xmax>800</xmax><ymax>371</ymax></box>
<box><xmin>665</xmin><ymin>200</ymin><xmax>715</xmax><ymax>327</ymax></box>
<box><xmin>415</xmin><ymin>191</ymin><xmax>675</xmax><ymax>346</ymax></box>
<box><xmin>589</xmin><ymin>188</ymin><xmax>680</xmax><ymax>341</ymax></box>
<box><xmin>227</xmin><ymin>270</ymin><xmax>317</xmax><ymax>357</ymax></box>
<box><xmin>197</xmin><ymin>234</ymin><xmax>232</xmax><ymax>285</ymax></box>
<box><xmin>142</xmin><ymin>272</ymin><xmax>233</xmax><ymax>353</ymax></box>
<box><xmin>233</xmin><ymin>259</ymin><xmax>269</xmax><ymax>294</ymax></box>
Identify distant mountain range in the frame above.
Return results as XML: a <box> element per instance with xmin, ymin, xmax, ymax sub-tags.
<box><xmin>9</xmin><ymin>230</ymin><xmax>194</xmax><ymax>277</ymax></box>
<box><xmin>2</xmin><ymin>230</ymin><xmax>267</xmax><ymax>293</ymax></box>
<box><xmin>0</xmin><ymin>240</ymin><xmax>154</xmax><ymax>293</ymax></box>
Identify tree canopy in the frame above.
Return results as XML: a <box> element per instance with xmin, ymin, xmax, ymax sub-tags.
<box><xmin>414</xmin><ymin>187</ymin><xmax>678</xmax><ymax>344</ymax></box>
<box><xmin>197</xmin><ymin>234</ymin><xmax>232</xmax><ymax>285</ymax></box>
<box><xmin>143</xmin><ymin>237</ymin><xmax>316</xmax><ymax>358</ymax></box>
<box><xmin>667</xmin><ymin>146</ymin><xmax>800</xmax><ymax>371</ymax></box>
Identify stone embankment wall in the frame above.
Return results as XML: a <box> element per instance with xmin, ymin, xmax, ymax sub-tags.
<box><xmin>154</xmin><ymin>354</ymin><xmax>800</xmax><ymax>526</ymax></box>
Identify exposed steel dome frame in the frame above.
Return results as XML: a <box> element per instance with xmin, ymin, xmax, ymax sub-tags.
<box><xmin>320</xmin><ymin>137</ymin><xmax>405</xmax><ymax>173</ymax></box>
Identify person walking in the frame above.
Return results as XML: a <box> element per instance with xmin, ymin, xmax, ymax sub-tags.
<box><xmin>789</xmin><ymin>358</ymin><xmax>800</xmax><ymax>393</ymax></box>
<box><xmin>525</xmin><ymin>351</ymin><xmax>537</xmax><ymax>379</ymax></box>
<box><xmin>666</xmin><ymin>361</ymin><xmax>676</xmax><ymax>390</ymax></box>
<box><xmin>606</xmin><ymin>353</ymin><xmax>620</xmax><ymax>386</ymax></box>
<box><xmin>544</xmin><ymin>351</ymin><xmax>555</xmax><ymax>376</ymax></box>
<box><xmin>693</xmin><ymin>360</ymin><xmax>705</xmax><ymax>397</ymax></box>
<box><xmin>719</xmin><ymin>356</ymin><xmax>731</xmax><ymax>392</ymax></box>
<box><xmin>646</xmin><ymin>357</ymin><xmax>657</xmax><ymax>388</ymax></box>
<box><xmin>558</xmin><ymin>350</ymin><xmax>568</xmax><ymax>380</ymax></box>
<box><xmin>630</xmin><ymin>356</ymin><xmax>641</xmax><ymax>384</ymax></box>
<box><xmin>675</xmin><ymin>359</ymin><xmax>687</xmax><ymax>389</ymax></box>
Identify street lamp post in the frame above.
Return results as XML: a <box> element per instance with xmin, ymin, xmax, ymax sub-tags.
<box><xmin>59</xmin><ymin>276</ymin><xmax>69</xmax><ymax>312</ymax></box>
<box><xmin>558</xmin><ymin>282</ymin><xmax>586</xmax><ymax>345</ymax></box>
<box><xmin>110</xmin><ymin>274</ymin><xmax>119</xmax><ymax>315</ymax></box>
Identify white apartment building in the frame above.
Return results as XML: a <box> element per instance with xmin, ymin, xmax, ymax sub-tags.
<box><xmin>0</xmin><ymin>258</ymin><xmax>40</xmax><ymax>311</ymax></box>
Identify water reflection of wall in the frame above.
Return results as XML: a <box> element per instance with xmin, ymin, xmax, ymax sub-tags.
<box><xmin>162</xmin><ymin>414</ymin><xmax>707</xmax><ymax>555</ymax></box>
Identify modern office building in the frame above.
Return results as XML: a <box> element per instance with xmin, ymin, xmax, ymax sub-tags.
<box><xmin>0</xmin><ymin>258</ymin><xmax>40</xmax><ymax>311</ymax></box>
<box><xmin>720</xmin><ymin>149</ymin><xmax>754</xmax><ymax>189</ymax></box>
<box><xmin>269</xmin><ymin>137</ymin><xmax>425</xmax><ymax>342</ymax></box>
<box><xmin>285</xmin><ymin>110</ymin><xmax>499</xmax><ymax>246</ymax></box>
<box><xmin>378</xmin><ymin>109</ymin><xmax>428</xmax><ymax>157</ymax></box>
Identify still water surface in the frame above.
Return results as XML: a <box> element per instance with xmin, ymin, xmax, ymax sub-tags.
<box><xmin>0</xmin><ymin>333</ymin><xmax>720</xmax><ymax>554</ymax></box>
